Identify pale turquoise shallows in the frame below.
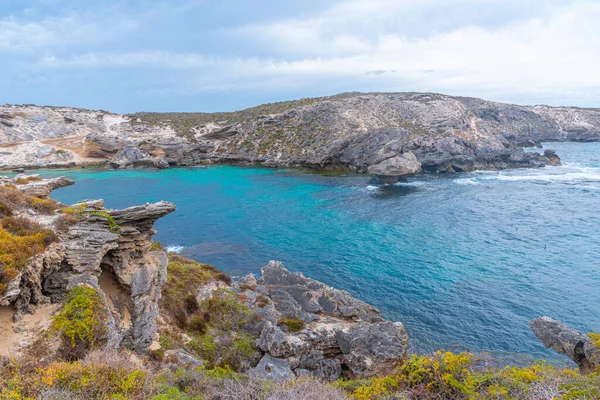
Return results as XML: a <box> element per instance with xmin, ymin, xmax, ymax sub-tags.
<box><xmin>41</xmin><ymin>142</ymin><xmax>600</xmax><ymax>365</ymax></box>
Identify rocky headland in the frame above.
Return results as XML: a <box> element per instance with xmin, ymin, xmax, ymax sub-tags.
<box><xmin>2</xmin><ymin>92</ymin><xmax>598</xmax><ymax>181</ymax></box>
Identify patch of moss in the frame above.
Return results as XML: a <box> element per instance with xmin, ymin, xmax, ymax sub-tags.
<box><xmin>60</xmin><ymin>203</ymin><xmax>120</xmax><ymax>233</ymax></box>
<box><xmin>278</xmin><ymin>317</ymin><xmax>306</xmax><ymax>332</ymax></box>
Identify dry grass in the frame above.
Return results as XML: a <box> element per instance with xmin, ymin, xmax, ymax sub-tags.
<box><xmin>0</xmin><ymin>215</ymin><xmax>58</xmax><ymax>293</ymax></box>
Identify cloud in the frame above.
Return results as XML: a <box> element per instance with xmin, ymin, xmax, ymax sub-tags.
<box><xmin>1</xmin><ymin>0</ymin><xmax>599</xmax><ymax>111</ymax></box>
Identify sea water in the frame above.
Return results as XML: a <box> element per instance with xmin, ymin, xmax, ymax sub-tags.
<box><xmin>38</xmin><ymin>142</ymin><xmax>600</xmax><ymax>365</ymax></box>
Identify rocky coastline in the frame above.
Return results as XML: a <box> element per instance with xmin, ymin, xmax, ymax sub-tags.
<box><xmin>2</xmin><ymin>92</ymin><xmax>597</xmax><ymax>182</ymax></box>
<box><xmin>0</xmin><ymin>174</ymin><xmax>598</xmax><ymax>399</ymax></box>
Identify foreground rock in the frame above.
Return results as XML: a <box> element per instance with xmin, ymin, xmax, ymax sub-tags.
<box><xmin>233</xmin><ymin>261</ymin><xmax>409</xmax><ymax>379</ymax></box>
<box><xmin>4</xmin><ymin>92</ymin><xmax>600</xmax><ymax>175</ymax></box>
<box><xmin>530</xmin><ymin>316</ymin><xmax>599</xmax><ymax>374</ymax></box>
<box><xmin>0</xmin><ymin>175</ymin><xmax>176</xmax><ymax>354</ymax></box>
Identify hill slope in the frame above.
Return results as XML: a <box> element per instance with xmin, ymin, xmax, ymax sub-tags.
<box><xmin>1</xmin><ymin>93</ymin><xmax>599</xmax><ymax>178</ymax></box>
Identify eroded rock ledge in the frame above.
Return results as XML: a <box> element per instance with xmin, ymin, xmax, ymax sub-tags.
<box><xmin>530</xmin><ymin>316</ymin><xmax>600</xmax><ymax>374</ymax></box>
<box><xmin>0</xmin><ymin>174</ymin><xmax>176</xmax><ymax>353</ymax></box>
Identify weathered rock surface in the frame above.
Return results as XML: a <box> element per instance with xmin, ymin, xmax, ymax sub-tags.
<box><xmin>13</xmin><ymin>175</ymin><xmax>74</xmax><ymax>198</ymax></box>
<box><xmin>1</xmin><ymin>175</ymin><xmax>176</xmax><ymax>354</ymax></box>
<box><xmin>233</xmin><ymin>261</ymin><xmax>409</xmax><ymax>379</ymax></box>
<box><xmin>3</xmin><ymin>92</ymin><xmax>600</xmax><ymax>176</ymax></box>
<box><xmin>367</xmin><ymin>152</ymin><xmax>421</xmax><ymax>183</ymax></box>
<box><xmin>530</xmin><ymin>316</ymin><xmax>599</xmax><ymax>374</ymax></box>
<box><xmin>248</xmin><ymin>355</ymin><xmax>295</xmax><ymax>381</ymax></box>
<box><xmin>164</xmin><ymin>349</ymin><xmax>204</xmax><ymax>368</ymax></box>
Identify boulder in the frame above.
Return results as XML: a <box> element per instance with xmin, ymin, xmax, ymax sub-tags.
<box><xmin>248</xmin><ymin>355</ymin><xmax>295</xmax><ymax>381</ymax></box>
<box><xmin>164</xmin><ymin>349</ymin><xmax>204</xmax><ymax>368</ymax></box>
<box><xmin>367</xmin><ymin>152</ymin><xmax>421</xmax><ymax>183</ymax></box>
<box><xmin>336</xmin><ymin>321</ymin><xmax>409</xmax><ymax>377</ymax></box>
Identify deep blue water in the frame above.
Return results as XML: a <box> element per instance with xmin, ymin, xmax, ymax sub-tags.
<box><xmin>34</xmin><ymin>142</ymin><xmax>600</xmax><ymax>365</ymax></box>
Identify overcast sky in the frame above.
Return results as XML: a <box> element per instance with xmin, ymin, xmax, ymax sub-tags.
<box><xmin>1</xmin><ymin>0</ymin><xmax>599</xmax><ymax>113</ymax></box>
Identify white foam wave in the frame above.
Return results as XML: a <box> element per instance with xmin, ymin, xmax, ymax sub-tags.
<box><xmin>453</xmin><ymin>178</ymin><xmax>480</xmax><ymax>185</ymax></box>
<box><xmin>454</xmin><ymin>166</ymin><xmax>600</xmax><ymax>186</ymax></box>
<box><xmin>365</xmin><ymin>185</ymin><xmax>379</xmax><ymax>191</ymax></box>
<box><xmin>394</xmin><ymin>181</ymin><xmax>428</xmax><ymax>187</ymax></box>
<box><xmin>166</xmin><ymin>245</ymin><xmax>184</xmax><ymax>253</ymax></box>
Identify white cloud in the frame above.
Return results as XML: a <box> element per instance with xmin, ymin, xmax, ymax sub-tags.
<box><xmin>3</xmin><ymin>0</ymin><xmax>600</xmax><ymax>107</ymax></box>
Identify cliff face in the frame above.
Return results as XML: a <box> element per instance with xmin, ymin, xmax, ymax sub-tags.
<box><xmin>0</xmin><ymin>174</ymin><xmax>176</xmax><ymax>355</ymax></box>
<box><xmin>2</xmin><ymin>92</ymin><xmax>598</xmax><ymax>178</ymax></box>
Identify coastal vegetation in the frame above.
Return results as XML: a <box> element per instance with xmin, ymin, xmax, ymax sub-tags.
<box><xmin>0</xmin><ymin>188</ymin><xmax>58</xmax><ymax>293</ymax></box>
<box><xmin>51</xmin><ymin>286</ymin><xmax>109</xmax><ymax>360</ymax></box>
<box><xmin>1</xmin><ymin>348</ymin><xmax>599</xmax><ymax>399</ymax></box>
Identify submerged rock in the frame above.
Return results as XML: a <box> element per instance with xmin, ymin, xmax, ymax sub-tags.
<box><xmin>529</xmin><ymin>316</ymin><xmax>598</xmax><ymax>374</ymax></box>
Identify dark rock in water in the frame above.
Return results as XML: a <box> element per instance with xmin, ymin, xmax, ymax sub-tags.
<box><xmin>529</xmin><ymin>316</ymin><xmax>598</xmax><ymax>374</ymax></box>
<box><xmin>248</xmin><ymin>355</ymin><xmax>295</xmax><ymax>381</ymax></box>
<box><xmin>234</xmin><ymin>260</ymin><xmax>408</xmax><ymax>378</ymax></box>
<box><xmin>543</xmin><ymin>149</ymin><xmax>561</xmax><ymax>166</ymax></box>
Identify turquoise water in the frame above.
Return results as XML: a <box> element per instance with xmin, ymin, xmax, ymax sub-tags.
<box><xmin>37</xmin><ymin>142</ymin><xmax>600</xmax><ymax>364</ymax></box>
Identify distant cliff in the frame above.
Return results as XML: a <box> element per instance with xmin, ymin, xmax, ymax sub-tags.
<box><xmin>1</xmin><ymin>93</ymin><xmax>599</xmax><ymax>180</ymax></box>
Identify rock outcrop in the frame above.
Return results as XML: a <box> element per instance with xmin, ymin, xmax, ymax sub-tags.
<box><xmin>3</xmin><ymin>92</ymin><xmax>600</xmax><ymax>177</ymax></box>
<box><xmin>232</xmin><ymin>261</ymin><xmax>409</xmax><ymax>379</ymax></box>
<box><xmin>530</xmin><ymin>316</ymin><xmax>599</xmax><ymax>374</ymax></box>
<box><xmin>0</xmin><ymin>175</ymin><xmax>176</xmax><ymax>354</ymax></box>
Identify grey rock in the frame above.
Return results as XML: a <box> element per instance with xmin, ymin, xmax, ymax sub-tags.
<box><xmin>529</xmin><ymin>316</ymin><xmax>599</xmax><ymax>374</ymax></box>
<box><xmin>164</xmin><ymin>349</ymin><xmax>204</xmax><ymax>368</ymax></box>
<box><xmin>241</xmin><ymin>261</ymin><xmax>409</xmax><ymax>378</ymax></box>
<box><xmin>336</xmin><ymin>321</ymin><xmax>409</xmax><ymax>377</ymax></box>
<box><xmin>37</xmin><ymin>145</ymin><xmax>55</xmax><ymax>158</ymax></box>
<box><xmin>248</xmin><ymin>355</ymin><xmax>295</xmax><ymax>381</ymax></box>
<box><xmin>298</xmin><ymin>351</ymin><xmax>342</xmax><ymax>380</ymax></box>
<box><xmin>258</xmin><ymin>321</ymin><xmax>310</xmax><ymax>358</ymax></box>
<box><xmin>367</xmin><ymin>152</ymin><xmax>421</xmax><ymax>183</ymax></box>
<box><xmin>3</xmin><ymin>176</ymin><xmax>176</xmax><ymax>354</ymax></box>
<box><xmin>15</xmin><ymin>176</ymin><xmax>74</xmax><ymax>198</ymax></box>
<box><xmin>3</xmin><ymin>93</ymin><xmax>599</xmax><ymax>172</ymax></box>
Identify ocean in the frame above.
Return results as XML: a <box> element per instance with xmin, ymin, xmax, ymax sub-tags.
<box><xmin>39</xmin><ymin>142</ymin><xmax>600</xmax><ymax>365</ymax></box>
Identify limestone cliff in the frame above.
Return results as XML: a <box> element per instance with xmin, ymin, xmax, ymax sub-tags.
<box><xmin>0</xmin><ymin>174</ymin><xmax>175</xmax><ymax>354</ymax></box>
<box><xmin>2</xmin><ymin>92</ymin><xmax>598</xmax><ymax>179</ymax></box>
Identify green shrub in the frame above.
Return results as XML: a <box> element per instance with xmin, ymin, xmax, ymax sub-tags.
<box><xmin>161</xmin><ymin>254</ymin><xmax>221</xmax><ymax>330</ymax></box>
<box><xmin>29</xmin><ymin>196</ymin><xmax>58</xmax><ymax>214</ymax></box>
<box><xmin>51</xmin><ymin>286</ymin><xmax>109</xmax><ymax>360</ymax></box>
<box><xmin>278</xmin><ymin>317</ymin><xmax>306</xmax><ymax>332</ymax></box>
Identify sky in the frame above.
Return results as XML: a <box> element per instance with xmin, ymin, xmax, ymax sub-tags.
<box><xmin>1</xmin><ymin>0</ymin><xmax>599</xmax><ymax>113</ymax></box>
